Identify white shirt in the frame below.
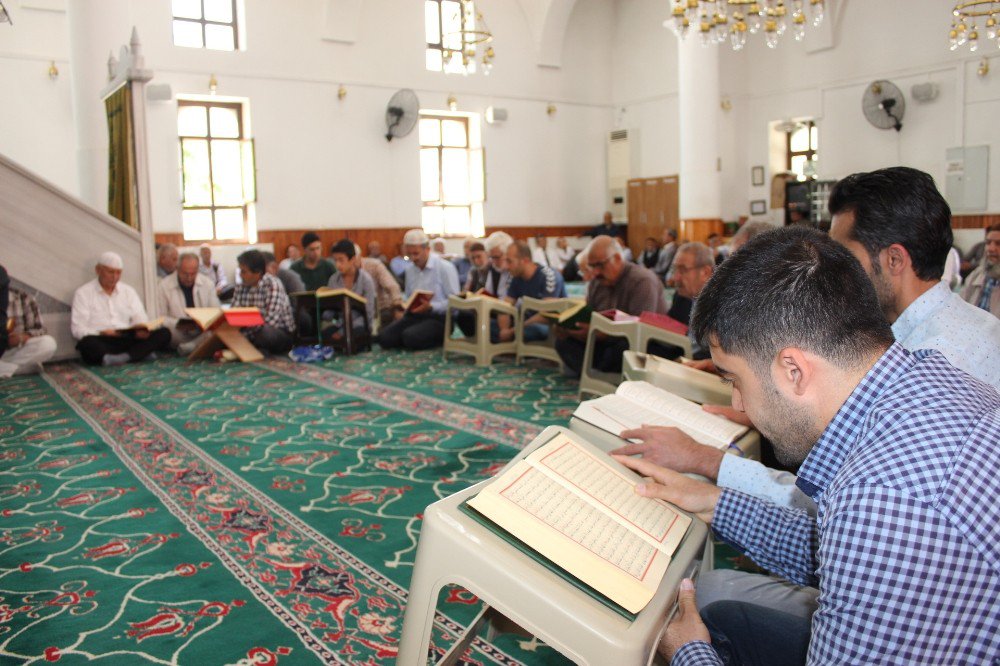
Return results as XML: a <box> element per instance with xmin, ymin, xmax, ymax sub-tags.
<box><xmin>531</xmin><ymin>246</ymin><xmax>564</xmax><ymax>271</ymax></box>
<box><xmin>71</xmin><ymin>279</ymin><xmax>149</xmax><ymax>339</ymax></box>
<box><xmin>717</xmin><ymin>280</ymin><xmax>1000</xmax><ymax>514</ymax></box>
<box><xmin>157</xmin><ymin>272</ymin><xmax>220</xmax><ymax>330</ymax></box>
<box><xmin>942</xmin><ymin>247</ymin><xmax>962</xmax><ymax>290</ymax></box>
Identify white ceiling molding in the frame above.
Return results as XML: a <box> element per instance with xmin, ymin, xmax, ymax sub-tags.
<box><xmin>516</xmin><ymin>0</ymin><xmax>578</xmax><ymax>69</ymax></box>
<box><xmin>321</xmin><ymin>0</ymin><xmax>361</xmax><ymax>45</ymax></box>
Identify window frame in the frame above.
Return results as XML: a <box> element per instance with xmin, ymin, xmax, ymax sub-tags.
<box><xmin>786</xmin><ymin>120</ymin><xmax>817</xmax><ymax>179</ymax></box>
<box><xmin>177</xmin><ymin>99</ymin><xmax>256</xmax><ymax>243</ymax></box>
<box><xmin>418</xmin><ymin>111</ymin><xmax>485</xmax><ymax>237</ymax></box>
<box><xmin>172</xmin><ymin>0</ymin><xmax>241</xmax><ymax>51</ymax></box>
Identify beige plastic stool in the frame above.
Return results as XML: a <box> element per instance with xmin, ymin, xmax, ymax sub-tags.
<box><xmin>396</xmin><ymin>426</ymin><xmax>709</xmax><ymax>666</ymax></box>
<box><xmin>515</xmin><ymin>297</ymin><xmax>580</xmax><ymax>369</ymax></box>
<box><xmin>637</xmin><ymin>322</ymin><xmax>693</xmax><ymax>358</ymax></box>
<box><xmin>578</xmin><ymin>313</ymin><xmax>640</xmax><ymax>399</ymax></box>
<box><xmin>443</xmin><ymin>294</ymin><xmax>518</xmax><ymax>367</ymax></box>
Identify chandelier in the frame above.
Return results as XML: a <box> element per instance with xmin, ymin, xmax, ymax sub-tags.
<box><xmin>442</xmin><ymin>0</ymin><xmax>495</xmax><ymax>76</ymax></box>
<box><xmin>949</xmin><ymin>1</ymin><xmax>1000</xmax><ymax>51</ymax></box>
<box><xmin>668</xmin><ymin>0</ymin><xmax>826</xmax><ymax>51</ymax></box>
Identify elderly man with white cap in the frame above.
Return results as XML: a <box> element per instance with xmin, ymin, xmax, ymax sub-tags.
<box><xmin>376</xmin><ymin>229</ymin><xmax>459</xmax><ymax>350</ymax></box>
<box><xmin>71</xmin><ymin>251</ymin><xmax>171</xmax><ymax>366</ymax></box>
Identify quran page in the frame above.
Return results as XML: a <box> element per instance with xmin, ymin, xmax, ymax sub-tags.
<box><xmin>467</xmin><ymin>432</ymin><xmax>691</xmax><ymax>613</ymax></box>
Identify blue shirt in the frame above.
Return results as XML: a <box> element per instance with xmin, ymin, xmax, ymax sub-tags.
<box><xmin>403</xmin><ymin>253</ymin><xmax>459</xmax><ymax>315</ymax></box>
<box><xmin>676</xmin><ymin>344</ymin><xmax>1000</xmax><ymax>665</ymax></box>
<box><xmin>507</xmin><ymin>264</ymin><xmax>567</xmax><ymax>305</ymax></box>
<box><xmin>389</xmin><ymin>256</ymin><xmax>411</xmax><ymax>278</ymax></box>
<box><xmin>892</xmin><ymin>281</ymin><xmax>1000</xmax><ymax>387</ymax></box>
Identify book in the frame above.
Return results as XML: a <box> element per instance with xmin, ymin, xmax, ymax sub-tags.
<box><xmin>183</xmin><ymin>307</ymin><xmax>264</xmax><ymax>331</ymax></box>
<box><xmin>639</xmin><ymin>311</ymin><xmax>689</xmax><ymax>336</ymax></box>
<box><xmin>573</xmin><ymin>380</ymin><xmax>748</xmax><ymax>449</ymax></box>
<box><xmin>632</xmin><ymin>353</ymin><xmax>733</xmax><ymax>406</ymax></box>
<box><xmin>402</xmin><ymin>289</ymin><xmax>434</xmax><ymax>313</ymax></box>
<box><xmin>598</xmin><ymin>309</ymin><xmax>639</xmax><ymax>323</ymax></box>
<box><xmin>290</xmin><ymin>287</ymin><xmax>367</xmax><ymax>307</ymax></box>
<box><xmin>539</xmin><ymin>300</ymin><xmax>590</xmax><ymax>329</ymax></box>
<box><xmin>116</xmin><ymin>317</ymin><xmax>165</xmax><ymax>333</ymax></box>
<box><xmin>465</xmin><ymin>431</ymin><xmax>692</xmax><ymax>614</ymax></box>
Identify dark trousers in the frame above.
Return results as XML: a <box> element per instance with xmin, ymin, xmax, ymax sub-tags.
<box><xmin>377</xmin><ymin>313</ymin><xmax>447</xmax><ymax>350</ymax></box>
<box><xmin>248</xmin><ymin>325</ymin><xmax>294</xmax><ymax>355</ymax></box>
<box><xmin>554</xmin><ymin>335</ymin><xmax>630</xmax><ymax>378</ymax></box>
<box><xmin>700</xmin><ymin>601</ymin><xmax>811</xmax><ymax>666</ymax></box>
<box><xmin>76</xmin><ymin>329</ymin><xmax>171</xmax><ymax>366</ymax></box>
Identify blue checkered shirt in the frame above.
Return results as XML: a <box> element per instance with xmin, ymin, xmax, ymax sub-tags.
<box><xmin>674</xmin><ymin>343</ymin><xmax>1000</xmax><ymax>665</ymax></box>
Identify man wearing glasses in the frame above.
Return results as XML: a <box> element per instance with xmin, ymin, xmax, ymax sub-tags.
<box><xmin>554</xmin><ymin>235</ymin><xmax>667</xmax><ymax>377</ymax></box>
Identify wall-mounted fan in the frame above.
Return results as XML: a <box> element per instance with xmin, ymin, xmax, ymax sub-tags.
<box><xmin>862</xmin><ymin>80</ymin><xmax>904</xmax><ymax>132</ymax></box>
<box><xmin>384</xmin><ymin>89</ymin><xmax>419</xmax><ymax>142</ymax></box>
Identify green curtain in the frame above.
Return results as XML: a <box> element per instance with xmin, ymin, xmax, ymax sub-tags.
<box><xmin>105</xmin><ymin>85</ymin><xmax>138</xmax><ymax>229</ymax></box>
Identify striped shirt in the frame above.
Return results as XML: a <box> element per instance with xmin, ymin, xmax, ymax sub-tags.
<box><xmin>675</xmin><ymin>344</ymin><xmax>1000</xmax><ymax>665</ymax></box>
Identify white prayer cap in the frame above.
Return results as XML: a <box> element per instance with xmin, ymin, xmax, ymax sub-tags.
<box><xmin>98</xmin><ymin>251</ymin><xmax>124</xmax><ymax>269</ymax></box>
<box><xmin>403</xmin><ymin>229</ymin><xmax>429</xmax><ymax>246</ymax></box>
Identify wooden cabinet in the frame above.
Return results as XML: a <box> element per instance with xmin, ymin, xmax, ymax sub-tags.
<box><xmin>626</xmin><ymin>176</ymin><xmax>679</xmax><ymax>257</ymax></box>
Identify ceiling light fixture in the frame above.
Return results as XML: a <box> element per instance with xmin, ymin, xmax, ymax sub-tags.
<box><xmin>667</xmin><ymin>0</ymin><xmax>825</xmax><ymax>51</ymax></box>
<box><xmin>950</xmin><ymin>1</ymin><xmax>1000</xmax><ymax>52</ymax></box>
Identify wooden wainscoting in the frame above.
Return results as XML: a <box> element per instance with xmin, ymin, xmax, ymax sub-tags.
<box><xmin>952</xmin><ymin>214</ymin><xmax>1000</xmax><ymax>229</ymax></box>
<box><xmin>156</xmin><ymin>225</ymin><xmax>593</xmax><ymax>262</ymax></box>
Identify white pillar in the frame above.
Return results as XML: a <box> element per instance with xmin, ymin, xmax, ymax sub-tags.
<box><xmin>677</xmin><ymin>36</ymin><xmax>722</xmax><ymax>222</ymax></box>
<box><xmin>67</xmin><ymin>0</ymin><xmax>130</xmax><ymax>209</ymax></box>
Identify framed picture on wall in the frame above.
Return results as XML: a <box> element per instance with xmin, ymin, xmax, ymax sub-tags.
<box><xmin>750</xmin><ymin>199</ymin><xmax>767</xmax><ymax>215</ymax></box>
<box><xmin>751</xmin><ymin>166</ymin><xmax>765</xmax><ymax>187</ymax></box>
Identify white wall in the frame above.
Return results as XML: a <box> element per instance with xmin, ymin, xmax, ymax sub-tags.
<box><xmin>0</xmin><ymin>0</ymin><xmax>617</xmax><ymax>233</ymax></box>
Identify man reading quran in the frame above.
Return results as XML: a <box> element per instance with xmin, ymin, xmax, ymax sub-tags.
<box><xmin>614</xmin><ymin>226</ymin><xmax>1000</xmax><ymax>665</ymax></box>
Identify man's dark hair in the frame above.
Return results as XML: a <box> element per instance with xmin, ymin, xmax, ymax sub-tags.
<box><xmin>301</xmin><ymin>231</ymin><xmax>321</xmax><ymax>248</ymax></box>
<box><xmin>828</xmin><ymin>167</ymin><xmax>952</xmax><ymax>281</ymax></box>
<box><xmin>987</xmin><ymin>223</ymin><xmax>1000</xmax><ymax>235</ymax></box>
<box><xmin>691</xmin><ymin>226</ymin><xmax>894</xmax><ymax>374</ymax></box>
<box><xmin>237</xmin><ymin>249</ymin><xmax>266</xmax><ymax>275</ymax></box>
<box><xmin>330</xmin><ymin>239</ymin><xmax>355</xmax><ymax>259</ymax></box>
<box><xmin>261</xmin><ymin>251</ymin><xmax>276</xmax><ymax>264</ymax></box>
<box><xmin>512</xmin><ymin>240</ymin><xmax>533</xmax><ymax>260</ymax></box>
<box><xmin>469</xmin><ymin>242</ymin><xmax>485</xmax><ymax>253</ymax></box>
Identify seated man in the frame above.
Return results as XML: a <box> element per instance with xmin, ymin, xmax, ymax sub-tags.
<box><xmin>72</xmin><ymin>252</ymin><xmax>170</xmax><ymax>366</ymax></box>
<box><xmin>366</xmin><ymin>241</ymin><xmax>389</xmax><ymax>267</ymax></box>
<box><xmin>553</xmin><ymin>237</ymin><xmax>575</xmax><ymax>271</ymax></box>
<box><xmin>388</xmin><ymin>244</ymin><xmax>411</xmax><ymax>284</ymax></box>
<box><xmin>554</xmin><ymin>235</ymin><xmax>666</xmax><ymax>377</ymax></box>
<box><xmin>198</xmin><ymin>243</ymin><xmax>232</xmax><ymax>300</ymax></box>
<box><xmin>581</xmin><ymin>211</ymin><xmax>623</xmax><ymax>239</ymax></box>
<box><xmin>456</xmin><ymin>233</ymin><xmax>513</xmax><ymax>338</ymax></box>
<box><xmin>376</xmin><ymin>229</ymin><xmax>459</xmax><ymax>351</ymax></box>
<box><xmin>498</xmin><ymin>240</ymin><xmax>567</xmax><ymax>342</ymax></box>
<box><xmin>654</xmin><ymin>229</ymin><xmax>678</xmax><ymax>281</ymax></box>
<box><xmin>961</xmin><ymin>222</ymin><xmax>1000</xmax><ymax>317</ymax></box>
<box><xmin>0</xmin><ymin>283</ymin><xmax>57</xmax><ymax>376</ymax></box>
<box><xmin>156</xmin><ymin>243</ymin><xmax>179</xmax><ymax>278</ymax></box>
<box><xmin>289</xmin><ymin>231</ymin><xmax>335</xmax><ymax>292</ymax></box>
<box><xmin>531</xmin><ymin>235</ymin><xmax>558</xmax><ymax>269</ymax></box>
<box><xmin>462</xmin><ymin>242</ymin><xmax>489</xmax><ymax>293</ymax></box>
<box><xmin>278</xmin><ymin>244</ymin><xmax>300</xmax><ymax>271</ymax></box>
<box><xmin>232</xmin><ymin>250</ymin><xmax>296</xmax><ymax>355</ymax></box>
<box><xmin>648</xmin><ymin>242</ymin><xmax>714</xmax><ymax>360</ymax></box>
<box><xmin>452</xmin><ymin>238</ymin><xmax>474</xmax><ymax>287</ymax></box>
<box><xmin>156</xmin><ymin>251</ymin><xmax>220</xmax><ymax>353</ymax></box>
<box><xmin>324</xmin><ymin>239</ymin><xmax>376</xmax><ymax>342</ymax></box>
<box><xmin>360</xmin><ymin>248</ymin><xmax>404</xmax><ymax>328</ymax></box>
<box><xmin>616</xmin><ymin>226</ymin><xmax>1000</xmax><ymax>665</ymax></box>
<box><xmin>263</xmin><ymin>251</ymin><xmax>305</xmax><ymax>297</ymax></box>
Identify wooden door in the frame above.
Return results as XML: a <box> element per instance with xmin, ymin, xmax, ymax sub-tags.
<box><xmin>627</xmin><ymin>178</ymin><xmax>645</xmax><ymax>253</ymax></box>
<box><xmin>659</xmin><ymin>176</ymin><xmax>679</xmax><ymax>236</ymax></box>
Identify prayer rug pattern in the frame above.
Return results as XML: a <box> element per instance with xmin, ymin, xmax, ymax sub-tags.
<box><xmin>1</xmin><ymin>363</ymin><xmax>572</xmax><ymax>665</ymax></box>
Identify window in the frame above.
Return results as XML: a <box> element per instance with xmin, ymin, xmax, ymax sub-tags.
<box><xmin>177</xmin><ymin>100</ymin><xmax>256</xmax><ymax>242</ymax></box>
<box><xmin>786</xmin><ymin>120</ymin><xmax>818</xmax><ymax>180</ymax></box>
<box><xmin>419</xmin><ymin>112</ymin><xmax>485</xmax><ymax>237</ymax></box>
<box><xmin>172</xmin><ymin>0</ymin><xmax>242</xmax><ymax>51</ymax></box>
<box><xmin>425</xmin><ymin>0</ymin><xmax>474</xmax><ymax>74</ymax></box>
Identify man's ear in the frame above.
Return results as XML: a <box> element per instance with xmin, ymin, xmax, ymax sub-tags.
<box><xmin>773</xmin><ymin>347</ymin><xmax>814</xmax><ymax>397</ymax></box>
<box><xmin>881</xmin><ymin>243</ymin><xmax>910</xmax><ymax>277</ymax></box>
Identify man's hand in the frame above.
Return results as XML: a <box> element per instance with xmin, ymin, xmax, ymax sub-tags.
<box><xmin>613</xmin><ymin>455</ymin><xmax>723</xmax><ymax>524</ymax></box>
<box><xmin>134</xmin><ymin>328</ymin><xmax>151</xmax><ymax>340</ymax></box>
<box><xmin>566</xmin><ymin>322</ymin><xmax>589</xmax><ymax>341</ymax></box>
<box><xmin>393</xmin><ymin>306</ymin><xmax>404</xmax><ymax>321</ymax></box>
<box><xmin>612</xmin><ymin>426</ymin><xmax>724</xmax><ymax>480</ymax></box>
<box><xmin>8</xmin><ymin>331</ymin><xmax>24</xmax><ymax>347</ymax></box>
<box><xmin>683</xmin><ymin>358</ymin><xmax>718</xmax><ymax>374</ymax></box>
<box><xmin>100</xmin><ymin>329</ymin><xmax>121</xmax><ymax>337</ymax></box>
<box><xmin>410</xmin><ymin>301</ymin><xmax>432</xmax><ymax>315</ymax></box>
<box><xmin>659</xmin><ymin>579</ymin><xmax>711</xmax><ymax>661</ymax></box>
<box><xmin>702</xmin><ymin>404</ymin><xmax>753</xmax><ymax>428</ymax></box>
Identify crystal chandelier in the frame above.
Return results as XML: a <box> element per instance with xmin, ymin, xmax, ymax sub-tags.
<box><xmin>949</xmin><ymin>1</ymin><xmax>1000</xmax><ymax>52</ymax></box>
<box><xmin>443</xmin><ymin>0</ymin><xmax>495</xmax><ymax>75</ymax></box>
<box><xmin>668</xmin><ymin>0</ymin><xmax>825</xmax><ymax>51</ymax></box>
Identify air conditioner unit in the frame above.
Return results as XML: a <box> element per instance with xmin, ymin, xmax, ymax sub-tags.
<box><xmin>607</xmin><ymin>128</ymin><xmax>638</xmax><ymax>222</ymax></box>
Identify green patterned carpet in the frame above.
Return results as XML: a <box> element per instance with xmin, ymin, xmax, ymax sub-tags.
<box><xmin>0</xmin><ymin>357</ymin><xmax>580</xmax><ymax>665</ymax></box>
